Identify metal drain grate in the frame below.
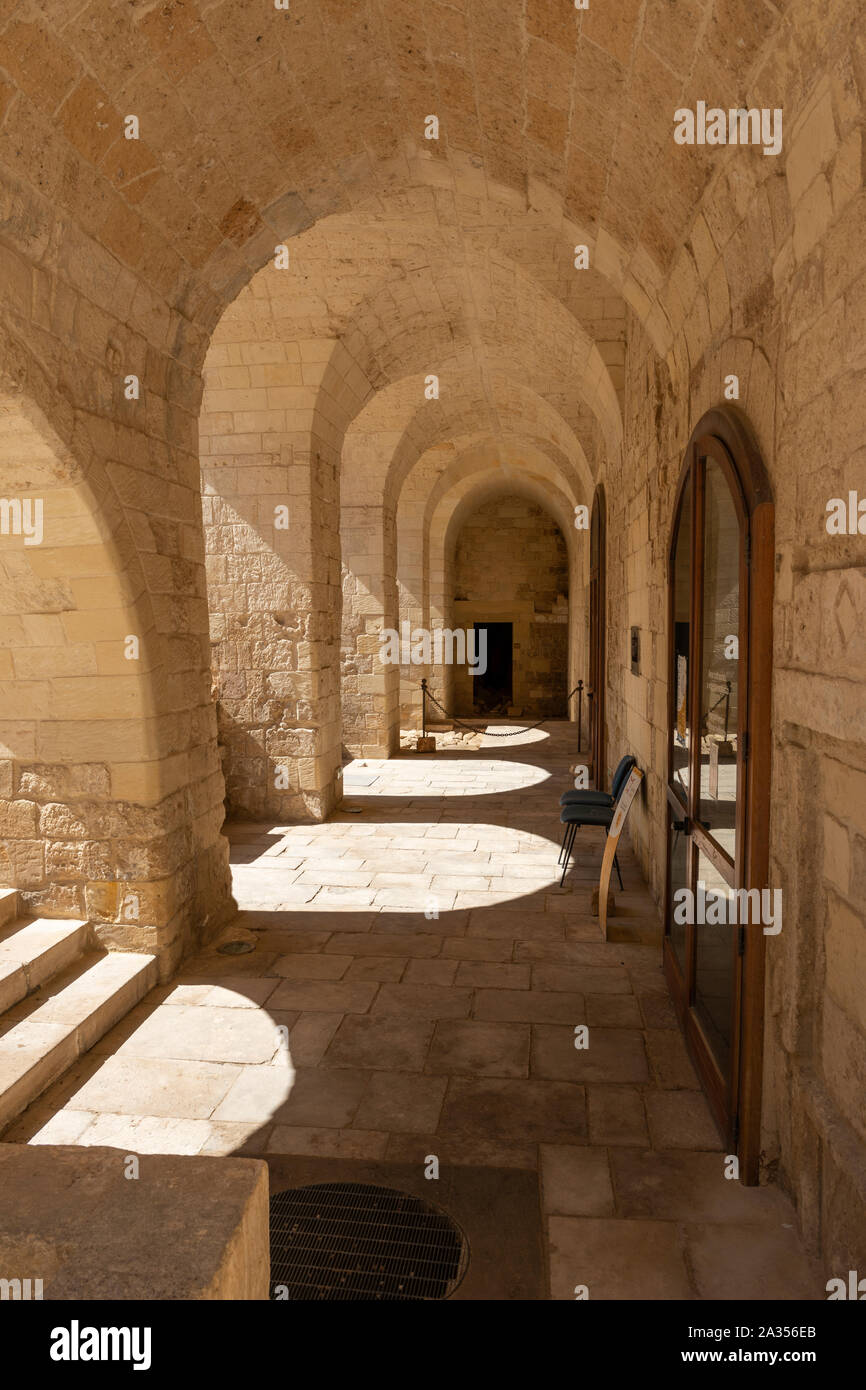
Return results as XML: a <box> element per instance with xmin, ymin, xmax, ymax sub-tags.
<box><xmin>269</xmin><ymin>1182</ymin><xmax>468</xmax><ymax>1300</ymax></box>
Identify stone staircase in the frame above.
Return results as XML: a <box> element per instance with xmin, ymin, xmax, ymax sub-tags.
<box><xmin>0</xmin><ymin>888</ymin><xmax>156</xmax><ymax>1134</ymax></box>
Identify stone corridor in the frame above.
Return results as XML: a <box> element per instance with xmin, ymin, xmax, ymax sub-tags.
<box><xmin>1</xmin><ymin>0</ymin><xmax>865</xmax><ymax>1309</ymax></box>
<box><xmin>9</xmin><ymin>725</ymin><xmax>821</xmax><ymax>1299</ymax></box>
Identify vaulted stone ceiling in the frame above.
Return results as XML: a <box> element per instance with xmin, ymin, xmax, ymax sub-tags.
<box><xmin>1</xmin><ymin>0</ymin><xmax>847</xmax><ymax>514</ymax></box>
<box><xmin>0</xmin><ymin>0</ymin><xmax>805</xmax><ymax>340</ymax></box>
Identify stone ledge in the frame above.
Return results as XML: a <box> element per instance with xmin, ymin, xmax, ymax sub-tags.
<box><xmin>0</xmin><ymin>1145</ymin><xmax>269</xmax><ymax>1300</ymax></box>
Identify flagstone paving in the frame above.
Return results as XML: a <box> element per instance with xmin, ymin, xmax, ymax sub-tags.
<box><xmin>6</xmin><ymin>723</ymin><xmax>823</xmax><ymax>1299</ymax></box>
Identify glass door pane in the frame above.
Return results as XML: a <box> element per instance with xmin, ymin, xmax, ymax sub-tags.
<box><xmin>693</xmin><ymin>849</ymin><xmax>736</xmax><ymax>1075</ymax></box>
<box><xmin>698</xmin><ymin>458</ymin><xmax>741</xmax><ymax>861</ymax></box>
<box><xmin>672</xmin><ymin>474</ymin><xmax>692</xmax><ymax>803</ymax></box>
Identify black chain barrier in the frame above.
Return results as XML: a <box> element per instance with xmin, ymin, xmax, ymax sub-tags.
<box><xmin>421</xmin><ymin>681</ymin><xmax>588</xmax><ymax>738</ymax></box>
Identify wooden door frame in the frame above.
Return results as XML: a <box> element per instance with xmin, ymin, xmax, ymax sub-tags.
<box><xmin>589</xmin><ymin>486</ymin><xmax>606</xmax><ymax>786</ymax></box>
<box><xmin>663</xmin><ymin>407</ymin><xmax>774</xmax><ymax>1185</ymax></box>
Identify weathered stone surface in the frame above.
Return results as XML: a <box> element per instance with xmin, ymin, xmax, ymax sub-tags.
<box><xmin>0</xmin><ymin>1144</ymin><xmax>268</xmax><ymax>1299</ymax></box>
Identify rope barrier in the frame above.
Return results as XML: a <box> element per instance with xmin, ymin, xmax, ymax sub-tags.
<box><xmin>420</xmin><ymin>680</ymin><xmax>588</xmax><ymax>739</ymax></box>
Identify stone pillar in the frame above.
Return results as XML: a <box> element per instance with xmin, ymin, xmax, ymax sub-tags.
<box><xmin>340</xmin><ymin>502</ymin><xmax>399</xmax><ymax>759</ymax></box>
<box><xmin>200</xmin><ymin>329</ymin><xmax>355</xmax><ymax>820</ymax></box>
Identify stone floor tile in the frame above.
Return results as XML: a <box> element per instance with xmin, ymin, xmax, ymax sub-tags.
<box><xmin>211</xmin><ymin>1065</ymin><xmax>295</xmax><ymax>1123</ymax></box>
<box><xmin>516</xmin><ymin>942</ymin><xmax>611</xmax><ymax>966</ymax></box>
<box><xmin>439</xmin><ymin>1077</ymin><xmax>586</xmax><ymax>1145</ymax></box>
<box><xmin>454</xmin><ymin>961</ymin><xmax>530</xmax><ymax>989</ymax></box>
<box><xmin>476</xmin><ymin>989</ymin><xmax>586</xmax><ymax>1024</ymax></box>
<box><xmin>323</xmin><ymin>932</ymin><xmax>441</xmax><ymax>957</ymax></box>
<box><xmin>385</xmin><ymin>1132</ymin><xmax>538</xmax><ymax>1169</ymax></box>
<box><xmin>645</xmin><ymin>1027</ymin><xmax>701</xmax><ymax>1088</ymax></box>
<box><xmin>250</xmin><ymin>932</ymin><xmax>331</xmax><ymax>956</ymax></box>
<box><xmin>274</xmin><ymin>1067</ymin><xmax>369</xmax><ymax>1127</ymax></box>
<box><xmin>402</xmin><ymin>958</ymin><xmax>459</xmax><ymax>987</ymax></box>
<box><xmin>343</xmin><ymin>957</ymin><xmax>406</xmax><ymax>983</ymax></box>
<box><xmin>115</xmin><ymin>1003</ymin><xmax>279</xmax><ymax>1064</ymax></box>
<box><xmin>26</xmin><ymin>1107</ymin><xmax>96</xmax><ymax>1145</ymax></box>
<box><xmin>532</xmin><ymin>963</ymin><xmax>631</xmax><ymax>994</ymax></box>
<box><xmin>198</xmin><ymin>1120</ymin><xmax>272</xmax><ymax>1156</ymax></box>
<box><xmin>354</xmin><ymin>1071</ymin><xmax>449</xmax><ymax>1133</ymax></box>
<box><xmin>281</xmin><ymin>1012</ymin><xmax>344</xmax><ymax>1066</ymax></box>
<box><xmin>684</xmin><ymin>1222</ymin><xmax>823</xmax><ymax>1299</ymax></box>
<box><xmin>585</xmin><ymin>994</ymin><xmax>642</xmax><ymax>1027</ymax></box>
<box><xmin>375</xmin><ymin>888</ymin><xmax>453</xmax><ymax>911</ymax></box>
<box><xmin>586</xmin><ymin>1085</ymin><xmax>649</xmax><ymax>1146</ymax></box>
<box><xmin>267</xmin><ymin>978</ymin><xmax>378</xmax><ymax>1014</ymax></box>
<box><xmin>270</xmin><ymin>953</ymin><xmax>353</xmax><ymax>980</ymax></box>
<box><xmin>371</xmin><ymin>983</ymin><xmax>473</xmax><ymax>1019</ymax></box>
<box><xmin>532</xmin><ymin>1025</ymin><xmax>648</xmax><ymax>1083</ymax></box>
<box><xmin>266</xmin><ymin>1126</ymin><xmax>389</xmax><ymax>1159</ymax></box>
<box><xmin>372</xmin><ymin>911</ymin><xmax>469</xmax><ymax>937</ymax></box>
<box><xmin>296</xmin><ymin>870</ymin><xmax>374</xmax><ymax>888</ymax></box>
<box><xmin>322</xmin><ymin>1014</ymin><xmax>435</xmax><ymax>1071</ymax></box>
<box><xmin>426</xmin><ymin>1020</ymin><xmax>530</xmax><ymax>1078</ymax></box>
<box><xmin>201</xmin><ymin>979</ymin><xmax>282</xmax><ymax>1007</ymax></box>
<box><xmin>466</xmin><ymin>914</ymin><xmax>565</xmax><ymax>941</ymax></box>
<box><xmin>540</xmin><ymin>1145</ymin><xmax>614</xmax><ymax>1216</ymax></box>
<box><xmin>440</xmin><ymin>937</ymin><xmax>514</xmax><ymax>962</ymax></box>
<box><xmin>77</xmin><ymin>1112</ymin><xmax>212</xmax><ymax>1155</ymax></box>
<box><xmin>65</xmin><ymin>1057</ymin><xmax>242</xmax><ymax>1119</ymax></box>
<box><xmin>609</xmin><ymin>1148</ymin><xmax>802</xmax><ymax>1224</ymax></box>
<box><xmin>548</xmin><ymin>1217</ymin><xmax>695</xmax><ymax>1300</ymax></box>
<box><xmin>638</xmin><ymin>992</ymin><xmax>679</xmax><ymax>1028</ymax></box>
<box><xmin>627</xmin><ymin>965</ymin><xmax>669</xmax><ymax>994</ymax></box>
<box><xmin>645</xmin><ymin>1090</ymin><xmax>721</xmax><ymax>1150</ymax></box>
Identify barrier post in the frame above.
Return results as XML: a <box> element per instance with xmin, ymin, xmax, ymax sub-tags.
<box><xmin>417</xmin><ymin>679</ymin><xmax>435</xmax><ymax>753</ymax></box>
<box><xmin>576</xmin><ymin>679</ymin><xmax>584</xmax><ymax>750</ymax></box>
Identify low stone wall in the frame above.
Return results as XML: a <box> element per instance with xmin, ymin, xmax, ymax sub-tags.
<box><xmin>0</xmin><ymin>1145</ymin><xmax>269</xmax><ymax>1300</ymax></box>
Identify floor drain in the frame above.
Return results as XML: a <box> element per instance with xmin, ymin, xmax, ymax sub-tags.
<box><xmin>269</xmin><ymin>1182</ymin><xmax>468</xmax><ymax>1300</ymax></box>
<box><xmin>217</xmin><ymin>939</ymin><xmax>255</xmax><ymax>955</ymax></box>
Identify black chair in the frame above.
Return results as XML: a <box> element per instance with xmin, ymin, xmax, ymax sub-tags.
<box><xmin>557</xmin><ymin>755</ymin><xmax>635</xmax><ymax>864</ymax></box>
<box><xmin>558</xmin><ymin>758</ymin><xmax>640</xmax><ymax>889</ymax></box>
<box><xmin>560</xmin><ymin>753</ymin><xmax>635</xmax><ymax>807</ymax></box>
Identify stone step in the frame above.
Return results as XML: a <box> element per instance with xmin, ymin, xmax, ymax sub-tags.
<box><xmin>0</xmin><ymin>918</ymin><xmax>89</xmax><ymax>1014</ymax></box>
<box><xmin>0</xmin><ymin>950</ymin><xmax>157</xmax><ymax>1134</ymax></box>
<box><xmin>0</xmin><ymin>888</ymin><xmax>18</xmax><ymax>930</ymax></box>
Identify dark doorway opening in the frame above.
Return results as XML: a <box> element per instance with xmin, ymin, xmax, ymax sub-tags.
<box><xmin>472</xmin><ymin>622</ymin><xmax>512</xmax><ymax>713</ymax></box>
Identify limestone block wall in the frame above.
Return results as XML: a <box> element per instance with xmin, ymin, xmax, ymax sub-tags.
<box><xmin>395</xmin><ymin>444</ymin><xmax>455</xmax><ymax>728</ymax></box>
<box><xmin>600</xmin><ymin>45</ymin><xmax>866</xmax><ymax>1275</ymax></box>
<box><xmin>339</xmin><ymin>490</ymin><xmax>400</xmax><ymax>761</ymax></box>
<box><xmin>339</xmin><ymin>519</ymin><xmax>400</xmax><ymax>760</ymax></box>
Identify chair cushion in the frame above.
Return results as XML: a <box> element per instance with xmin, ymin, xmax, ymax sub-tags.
<box><xmin>560</xmin><ymin>803</ymin><xmax>615</xmax><ymax>826</ymax></box>
<box><xmin>560</xmin><ymin>789</ymin><xmax>614</xmax><ymax>806</ymax></box>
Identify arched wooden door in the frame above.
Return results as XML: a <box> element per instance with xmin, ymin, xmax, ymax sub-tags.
<box><xmin>589</xmin><ymin>487</ymin><xmax>606</xmax><ymax>784</ymax></box>
<box><xmin>665</xmin><ymin>409</ymin><xmax>774</xmax><ymax>1182</ymax></box>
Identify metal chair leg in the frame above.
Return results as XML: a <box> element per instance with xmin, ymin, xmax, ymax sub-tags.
<box><xmin>560</xmin><ymin>824</ymin><xmax>577</xmax><ymax>887</ymax></box>
<box><xmin>558</xmin><ymin>824</ymin><xmax>569</xmax><ymax>864</ymax></box>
